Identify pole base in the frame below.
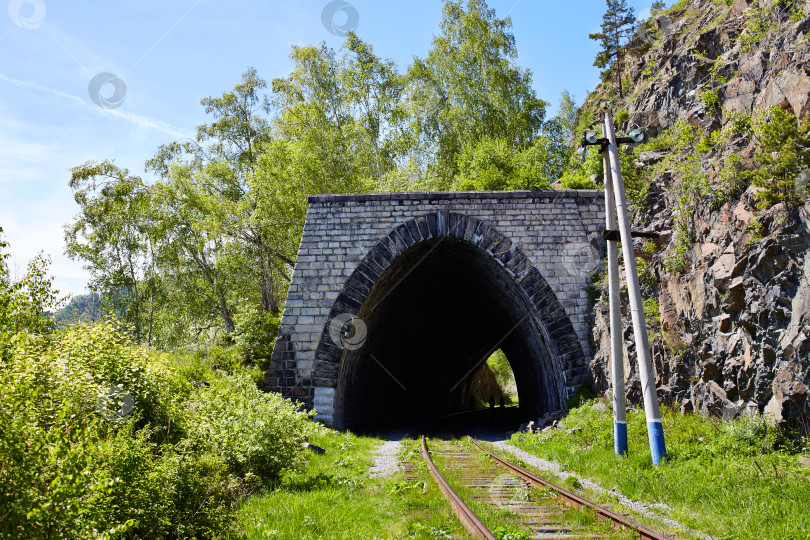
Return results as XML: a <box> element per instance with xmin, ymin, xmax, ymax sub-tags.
<box><xmin>647</xmin><ymin>421</ymin><xmax>667</xmax><ymax>466</ymax></box>
<box><xmin>614</xmin><ymin>422</ymin><xmax>628</xmax><ymax>455</ymax></box>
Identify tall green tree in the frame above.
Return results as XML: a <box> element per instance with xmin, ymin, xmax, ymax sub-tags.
<box><xmin>411</xmin><ymin>0</ymin><xmax>547</xmax><ymax>187</ymax></box>
<box><xmin>341</xmin><ymin>33</ymin><xmax>405</xmax><ymax>190</ymax></box>
<box><xmin>750</xmin><ymin>106</ymin><xmax>810</xmax><ymax>208</ymax></box>
<box><xmin>65</xmin><ymin>162</ymin><xmax>156</xmax><ymax>341</ymax></box>
<box><xmin>590</xmin><ymin>0</ymin><xmax>636</xmax><ymax>98</ymax></box>
<box><xmin>148</xmin><ymin>68</ymin><xmax>288</xmax><ymax>316</ymax></box>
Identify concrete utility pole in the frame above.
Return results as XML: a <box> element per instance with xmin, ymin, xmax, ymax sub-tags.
<box><xmin>600</xmin><ymin>114</ymin><xmax>628</xmax><ymax>456</ymax></box>
<box><xmin>602</xmin><ymin>110</ymin><xmax>667</xmax><ymax>466</ymax></box>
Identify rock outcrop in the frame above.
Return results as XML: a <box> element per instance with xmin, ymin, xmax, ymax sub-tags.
<box><xmin>586</xmin><ymin>0</ymin><xmax>810</xmax><ymax>427</ymax></box>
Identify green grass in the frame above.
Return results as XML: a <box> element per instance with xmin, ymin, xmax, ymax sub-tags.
<box><xmin>237</xmin><ymin>431</ymin><xmax>469</xmax><ymax>539</ymax></box>
<box><xmin>507</xmin><ymin>401</ymin><xmax>810</xmax><ymax>540</ymax></box>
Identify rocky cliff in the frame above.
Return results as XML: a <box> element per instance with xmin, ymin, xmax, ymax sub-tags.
<box><xmin>584</xmin><ymin>0</ymin><xmax>810</xmax><ymax>426</ymax></box>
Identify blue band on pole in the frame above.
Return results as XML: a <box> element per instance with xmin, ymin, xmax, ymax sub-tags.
<box><xmin>614</xmin><ymin>422</ymin><xmax>628</xmax><ymax>455</ymax></box>
<box><xmin>647</xmin><ymin>421</ymin><xmax>667</xmax><ymax>466</ymax></box>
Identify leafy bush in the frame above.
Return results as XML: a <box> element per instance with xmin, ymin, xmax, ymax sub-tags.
<box><xmin>235</xmin><ymin>305</ymin><xmax>280</xmax><ymax>371</ymax></box>
<box><xmin>664</xmin><ymin>239</ymin><xmax>690</xmax><ymax>273</ymax></box>
<box><xmin>700</xmin><ymin>89</ymin><xmax>721</xmax><ymax>114</ymax></box>
<box><xmin>452</xmin><ymin>136</ymin><xmax>557</xmax><ymax>191</ymax></box>
<box><xmin>184</xmin><ymin>372</ymin><xmax>310</xmax><ymax>483</ymax></box>
<box><xmin>560</xmin><ymin>145</ymin><xmax>603</xmax><ymax>189</ymax></box>
<box><xmin>643</xmin><ymin>297</ymin><xmax>660</xmax><ymax>326</ymax></box>
<box><xmin>565</xmin><ymin>384</ymin><xmax>597</xmax><ymax>409</ymax></box>
<box><xmin>640</xmin><ymin>120</ymin><xmax>707</xmax><ymax>273</ymax></box>
<box><xmin>0</xmin><ymin>322</ymin><xmax>312</xmax><ymax>537</ymax></box>
<box><xmin>453</xmin><ymin>137</ymin><xmax>516</xmax><ymax>191</ymax></box>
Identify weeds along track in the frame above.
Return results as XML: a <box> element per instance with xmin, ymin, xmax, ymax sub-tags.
<box><xmin>420</xmin><ymin>436</ymin><xmax>669</xmax><ymax>540</ymax></box>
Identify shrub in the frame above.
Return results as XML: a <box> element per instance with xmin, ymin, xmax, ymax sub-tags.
<box><xmin>0</xmin><ymin>322</ymin><xmax>312</xmax><ymax>537</ymax></box>
<box><xmin>235</xmin><ymin>306</ymin><xmax>280</xmax><ymax>371</ymax></box>
<box><xmin>643</xmin><ymin>297</ymin><xmax>660</xmax><ymax>326</ymax></box>
<box><xmin>560</xmin><ymin>146</ymin><xmax>603</xmax><ymax>189</ymax></box>
<box><xmin>700</xmin><ymin>89</ymin><xmax>721</xmax><ymax>114</ymax></box>
<box><xmin>640</xmin><ymin>120</ymin><xmax>706</xmax><ymax>273</ymax></box>
<box><xmin>184</xmin><ymin>372</ymin><xmax>311</xmax><ymax>484</ymax></box>
<box><xmin>453</xmin><ymin>137</ymin><xmax>515</xmax><ymax>191</ymax></box>
<box><xmin>565</xmin><ymin>384</ymin><xmax>597</xmax><ymax>409</ymax></box>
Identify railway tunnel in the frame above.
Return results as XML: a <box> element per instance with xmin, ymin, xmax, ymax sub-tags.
<box><xmin>331</xmin><ymin>236</ymin><xmax>568</xmax><ymax>432</ymax></box>
<box><xmin>266</xmin><ymin>192</ymin><xmax>604</xmax><ymax>432</ymax></box>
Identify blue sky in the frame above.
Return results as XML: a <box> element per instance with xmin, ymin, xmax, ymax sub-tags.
<box><xmin>0</xmin><ymin>0</ymin><xmax>655</xmax><ymax>297</ymax></box>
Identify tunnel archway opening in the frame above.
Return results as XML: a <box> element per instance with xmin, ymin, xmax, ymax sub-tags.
<box><xmin>470</xmin><ymin>349</ymin><xmax>519</xmax><ymax>410</ymax></box>
<box><xmin>332</xmin><ymin>237</ymin><xmax>567</xmax><ymax>433</ymax></box>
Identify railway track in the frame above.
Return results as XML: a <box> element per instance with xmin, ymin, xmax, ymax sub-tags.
<box><xmin>420</xmin><ymin>435</ymin><xmax>669</xmax><ymax>540</ymax></box>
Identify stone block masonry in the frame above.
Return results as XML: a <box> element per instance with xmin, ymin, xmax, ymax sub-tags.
<box><xmin>266</xmin><ymin>190</ymin><xmax>606</xmax><ymax>425</ymax></box>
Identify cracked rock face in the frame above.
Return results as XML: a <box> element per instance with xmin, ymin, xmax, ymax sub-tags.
<box><xmin>587</xmin><ymin>0</ymin><xmax>810</xmax><ymax>426</ymax></box>
<box><xmin>591</xmin><ymin>200</ymin><xmax>810</xmax><ymax>425</ymax></box>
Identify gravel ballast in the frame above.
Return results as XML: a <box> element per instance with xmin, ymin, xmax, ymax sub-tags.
<box><xmin>369</xmin><ymin>440</ymin><xmax>403</xmax><ymax>478</ymax></box>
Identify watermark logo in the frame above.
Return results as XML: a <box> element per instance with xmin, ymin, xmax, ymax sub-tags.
<box><xmin>8</xmin><ymin>0</ymin><xmax>46</xmax><ymax>29</ymax></box>
<box><xmin>488</xmin><ymin>473</ymin><xmax>529</xmax><ymax>509</ymax></box>
<box><xmin>402</xmin><ymin>79</ymin><xmax>442</xmax><ymax>120</ymax></box>
<box><xmin>329</xmin><ymin>312</ymin><xmax>367</xmax><ymax>350</ymax></box>
<box><xmin>97</xmin><ymin>385</ymin><xmax>134</xmax><ymax>422</ymax></box>
<box><xmin>321</xmin><ymin>0</ymin><xmax>359</xmax><ymax>37</ymax></box>
<box><xmin>796</xmin><ymin>169</ymin><xmax>809</xmax><ymax>200</ymax></box>
<box><xmin>88</xmin><ymin>72</ymin><xmax>127</xmax><ymax>110</ymax></box>
<box><xmin>558</xmin><ymin>241</ymin><xmax>600</xmax><ymax>277</ymax></box>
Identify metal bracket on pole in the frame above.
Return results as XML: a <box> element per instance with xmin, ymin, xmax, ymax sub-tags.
<box><xmin>602</xmin><ymin>110</ymin><xmax>667</xmax><ymax>466</ymax></box>
<box><xmin>602</xmin><ymin>230</ymin><xmax>660</xmax><ymax>241</ymax></box>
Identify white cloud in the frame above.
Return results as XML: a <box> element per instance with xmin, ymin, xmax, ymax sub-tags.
<box><xmin>0</xmin><ymin>73</ymin><xmax>192</xmax><ymax>139</ymax></box>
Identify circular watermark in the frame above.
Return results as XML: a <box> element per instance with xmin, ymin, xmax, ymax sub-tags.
<box><xmin>88</xmin><ymin>72</ymin><xmax>127</xmax><ymax>110</ymax></box>
<box><xmin>8</xmin><ymin>0</ymin><xmax>46</xmax><ymax>29</ymax></box>
<box><xmin>321</xmin><ymin>0</ymin><xmax>359</xmax><ymax>37</ymax></box>
<box><xmin>656</xmin><ymin>107</ymin><xmax>674</xmax><ymax>128</ymax></box>
<box><xmin>402</xmin><ymin>79</ymin><xmax>442</xmax><ymax>120</ymax></box>
<box><xmin>488</xmin><ymin>473</ymin><xmax>529</xmax><ymax>510</ymax></box>
<box><xmin>796</xmin><ymin>169</ymin><xmax>809</xmax><ymax>200</ymax></box>
<box><xmin>559</xmin><ymin>241</ymin><xmax>600</xmax><ymax>277</ymax></box>
<box><xmin>329</xmin><ymin>312</ymin><xmax>367</xmax><ymax>350</ymax></box>
<box><xmin>97</xmin><ymin>384</ymin><xmax>135</xmax><ymax>422</ymax></box>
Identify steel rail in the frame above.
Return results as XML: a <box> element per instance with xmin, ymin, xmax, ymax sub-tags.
<box><xmin>472</xmin><ymin>440</ymin><xmax>670</xmax><ymax>540</ymax></box>
<box><xmin>420</xmin><ymin>435</ymin><xmax>497</xmax><ymax>540</ymax></box>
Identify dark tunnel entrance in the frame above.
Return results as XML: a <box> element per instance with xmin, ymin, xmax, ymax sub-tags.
<box><xmin>332</xmin><ymin>237</ymin><xmax>567</xmax><ymax>432</ymax></box>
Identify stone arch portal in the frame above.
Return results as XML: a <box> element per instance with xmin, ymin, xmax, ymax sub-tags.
<box><xmin>266</xmin><ymin>191</ymin><xmax>604</xmax><ymax>430</ymax></box>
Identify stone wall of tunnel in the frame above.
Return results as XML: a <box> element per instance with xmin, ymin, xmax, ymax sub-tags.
<box><xmin>265</xmin><ymin>191</ymin><xmax>605</xmax><ymax>426</ymax></box>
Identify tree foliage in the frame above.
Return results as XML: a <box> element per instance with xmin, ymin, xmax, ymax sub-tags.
<box><xmin>0</xmin><ymin>228</ymin><xmax>65</xmax><ymax>335</ymax></box>
<box><xmin>412</xmin><ymin>0</ymin><xmax>548</xmax><ymax>187</ymax></box>
<box><xmin>64</xmin><ymin>2</ymin><xmax>587</xmax><ymax>347</ymax></box>
<box><xmin>749</xmin><ymin>106</ymin><xmax>810</xmax><ymax>209</ymax></box>
<box><xmin>589</xmin><ymin>0</ymin><xmax>636</xmax><ymax>98</ymax></box>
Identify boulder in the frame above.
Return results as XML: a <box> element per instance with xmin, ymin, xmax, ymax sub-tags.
<box><xmin>711</xmin><ymin>252</ymin><xmax>742</xmax><ymax>288</ymax></box>
<box><xmin>716</xmin><ymin>314</ymin><xmax>732</xmax><ymax>332</ymax></box>
<box><xmin>723</xmin><ymin>276</ymin><xmax>747</xmax><ymax>312</ymax></box>
<box><xmin>764</xmin><ymin>364</ymin><xmax>809</xmax><ymax>423</ymax></box>
<box><xmin>700</xmin><ymin>381</ymin><xmax>740</xmax><ymax>421</ymax></box>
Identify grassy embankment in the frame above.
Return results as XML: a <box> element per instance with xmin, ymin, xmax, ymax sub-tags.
<box><xmin>237</xmin><ymin>433</ymin><xmax>469</xmax><ymax>539</ymax></box>
<box><xmin>506</xmin><ymin>400</ymin><xmax>810</xmax><ymax>540</ymax></box>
